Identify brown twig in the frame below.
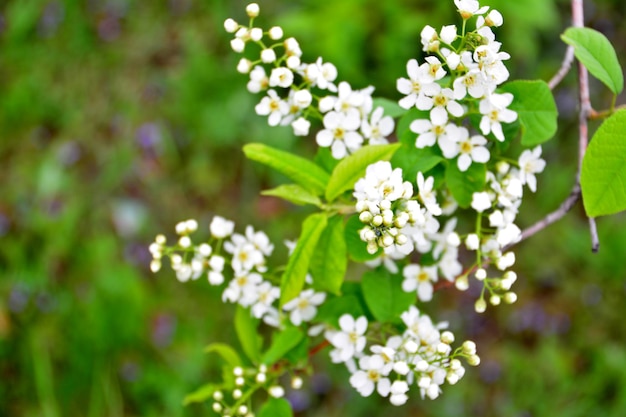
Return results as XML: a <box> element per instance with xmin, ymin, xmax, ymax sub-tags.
<box><xmin>572</xmin><ymin>0</ymin><xmax>600</xmax><ymax>252</ymax></box>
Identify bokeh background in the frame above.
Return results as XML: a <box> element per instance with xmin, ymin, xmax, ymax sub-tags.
<box><xmin>1</xmin><ymin>0</ymin><xmax>626</xmax><ymax>416</ymax></box>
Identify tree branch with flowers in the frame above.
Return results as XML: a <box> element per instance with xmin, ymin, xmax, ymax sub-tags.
<box><xmin>149</xmin><ymin>0</ymin><xmax>626</xmax><ymax>415</ymax></box>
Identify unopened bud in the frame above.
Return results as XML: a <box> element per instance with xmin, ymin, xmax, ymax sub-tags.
<box><xmin>504</xmin><ymin>292</ymin><xmax>518</xmax><ymax>304</ymax></box>
<box><xmin>359</xmin><ymin>211</ymin><xmax>373</xmax><ymax>223</ymax></box>
<box><xmin>441</xmin><ymin>331</ymin><xmax>455</xmax><ymax>344</ymax></box>
<box><xmin>455</xmin><ymin>275</ymin><xmax>469</xmax><ymax>291</ymax></box>
<box><xmin>372</xmin><ymin>215</ymin><xmax>383</xmax><ymax>227</ymax></box>
<box><xmin>468</xmin><ymin>354</ymin><xmax>481</xmax><ymax>366</ymax></box>
<box><xmin>474</xmin><ymin>298</ymin><xmax>487</xmax><ymax>313</ymax></box>
<box><xmin>489</xmin><ymin>294</ymin><xmax>501</xmax><ymax>306</ymax></box>
<box><xmin>246</xmin><ymin>3</ymin><xmax>260</xmax><ymax>18</ymax></box>
<box><xmin>475</xmin><ymin>268</ymin><xmax>487</xmax><ymax>281</ymax></box>
<box><xmin>291</xmin><ymin>376</ymin><xmax>303</xmax><ymax>389</ymax></box>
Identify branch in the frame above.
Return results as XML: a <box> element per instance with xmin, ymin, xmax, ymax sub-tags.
<box><xmin>572</xmin><ymin>0</ymin><xmax>600</xmax><ymax>252</ymax></box>
<box><xmin>548</xmin><ymin>45</ymin><xmax>575</xmax><ymax>90</ymax></box>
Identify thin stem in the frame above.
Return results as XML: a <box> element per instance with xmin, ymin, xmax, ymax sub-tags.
<box><xmin>548</xmin><ymin>45</ymin><xmax>575</xmax><ymax>90</ymax></box>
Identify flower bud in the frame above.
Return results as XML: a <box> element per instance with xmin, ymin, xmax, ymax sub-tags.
<box><xmin>489</xmin><ymin>294</ymin><xmax>501</xmax><ymax>306</ymax></box>
<box><xmin>474</xmin><ymin>298</ymin><xmax>487</xmax><ymax>313</ymax></box>
<box><xmin>235</xmin><ymin>376</ymin><xmax>245</xmax><ymax>386</ymax></box>
<box><xmin>468</xmin><ymin>354</ymin><xmax>481</xmax><ymax>366</ymax></box>
<box><xmin>230</xmin><ymin>38</ymin><xmax>245</xmax><ymax>53</ymax></box>
<box><xmin>178</xmin><ymin>236</ymin><xmax>191</xmax><ymax>248</ymax></box>
<box><xmin>256</xmin><ymin>372</ymin><xmax>267</xmax><ymax>383</ymax></box>
<box><xmin>372</xmin><ymin>215</ymin><xmax>383</xmax><ymax>227</ymax></box>
<box><xmin>291</xmin><ymin>376</ymin><xmax>303</xmax><ymax>389</ymax></box>
<box><xmin>404</xmin><ymin>340</ymin><xmax>418</xmax><ymax>354</ymax></box>
<box><xmin>238</xmin><ymin>405</ymin><xmax>248</xmax><ymax>415</ymax></box>
<box><xmin>465</xmin><ymin>233</ymin><xmax>480</xmax><ymax>250</ymax></box>
<box><xmin>359</xmin><ymin>211</ymin><xmax>373</xmax><ymax>223</ymax></box>
<box><xmin>269</xmin><ymin>26</ymin><xmax>283</xmax><ymax>40</ymax></box>
<box><xmin>155</xmin><ymin>234</ymin><xmax>166</xmax><ymax>245</ymax></box>
<box><xmin>260</xmin><ymin>49</ymin><xmax>276</xmax><ymax>64</ymax></box>
<box><xmin>475</xmin><ymin>268</ymin><xmax>487</xmax><ymax>281</ymax></box>
<box><xmin>224</xmin><ymin>18</ymin><xmax>238</xmax><ymax>33</ymax></box>
<box><xmin>393</xmin><ymin>361</ymin><xmax>410</xmax><ymax>375</ymax></box>
<box><xmin>150</xmin><ymin>260</ymin><xmax>161</xmax><ymax>273</ymax></box>
<box><xmin>395</xmin><ymin>234</ymin><xmax>408</xmax><ymax>245</ymax></box>
<box><xmin>246</xmin><ymin>3</ymin><xmax>260</xmax><ymax>18</ymax></box>
<box><xmin>233</xmin><ymin>388</ymin><xmax>242</xmax><ymax>399</ymax></box>
<box><xmin>213</xmin><ymin>390</ymin><xmax>223</xmax><ymax>401</ymax></box>
<box><xmin>441</xmin><ymin>331</ymin><xmax>455</xmax><ymax>344</ymax></box>
<box><xmin>268</xmin><ymin>385</ymin><xmax>284</xmax><ymax>398</ymax></box>
<box><xmin>504</xmin><ymin>292</ymin><xmax>518</xmax><ymax>304</ymax></box>
<box><xmin>212</xmin><ymin>403</ymin><xmax>223</xmax><ymax>413</ymax></box>
<box><xmin>462</xmin><ymin>340</ymin><xmax>476</xmax><ymax>355</ymax></box>
<box><xmin>455</xmin><ymin>275</ymin><xmax>469</xmax><ymax>291</ymax></box>
<box><xmin>249</xmin><ymin>27</ymin><xmax>263</xmax><ymax>42</ymax></box>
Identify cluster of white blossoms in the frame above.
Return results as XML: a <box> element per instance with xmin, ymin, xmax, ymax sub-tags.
<box><xmin>149</xmin><ymin>215</ymin><xmax>326</xmax><ymax>328</ymax></box>
<box><xmin>210</xmin><ymin>363</ymin><xmax>304</xmax><ymax>417</ymax></box>
<box><xmin>323</xmin><ymin>307</ymin><xmax>479</xmax><ymax>405</ymax></box>
<box><xmin>354</xmin><ymin>161</ymin><xmax>463</xmax><ymax>299</ymax></box>
<box><xmin>224</xmin><ymin>3</ymin><xmax>395</xmax><ymax>159</ymax></box>
<box><xmin>354</xmin><ymin>0</ymin><xmax>547</xmax><ymax>311</ymax></box>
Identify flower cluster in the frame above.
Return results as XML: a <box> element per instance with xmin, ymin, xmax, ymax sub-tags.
<box><xmin>352</xmin><ymin>0</ymin><xmax>547</xmax><ymax>311</ymax></box>
<box><xmin>324</xmin><ymin>307</ymin><xmax>479</xmax><ymax>404</ymax></box>
<box><xmin>149</xmin><ymin>216</ymin><xmax>326</xmax><ymax>328</ymax></box>
<box><xmin>210</xmin><ymin>363</ymin><xmax>304</xmax><ymax>417</ymax></box>
<box><xmin>224</xmin><ymin>3</ymin><xmax>395</xmax><ymax>159</ymax></box>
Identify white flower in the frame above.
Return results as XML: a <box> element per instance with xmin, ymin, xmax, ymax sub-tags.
<box><xmin>269</xmin><ymin>67</ymin><xmax>294</xmax><ymax>88</ymax></box>
<box><xmin>349</xmin><ymin>355</ymin><xmax>391</xmax><ymax>397</ymax></box>
<box><xmin>479</xmin><ymin>93</ymin><xmax>517</xmax><ymax>141</ymax></box>
<box><xmin>255</xmin><ymin>90</ymin><xmax>289</xmax><ymax>126</ymax></box>
<box><xmin>420</xmin><ymin>25</ymin><xmax>439</xmax><ymax>52</ymax></box>
<box><xmin>496</xmin><ymin>222</ymin><xmax>521</xmax><ymax>247</ymax></box>
<box><xmin>410</xmin><ymin>118</ymin><xmax>457</xmax><ymax>149</ymax></box>
<box><xmin>316</xmin><ymin>109</ymin><xmax>363</xmax><ymax>159</ymax></box>
<box><xmin>454</xmin><ymin>0</ymin><xmax>489</xmax><ymax>19</ymax></box>
<box><xmin>402</xmin><ymin>264</ymin><xmax>438</xmax><ymax>301</ymax></box>
<box><xmin>292</xmin><ymin>89</ymin><xmax>313</xmax><ymax>108</ymax></box>
<box><xmin>307</xmin><ymin>58</ymin><xmax>338</xmax><ymax>92</ymax></box>
<box><xmin>477</xmin><ymin>9</ymin><xmax>504</xmax><ymax>28</ymax></box>
<box><xmin>428</xmin><ymin>87</ymin><xmax>465</xmax><ymax>122</ymax></box>
<box><xmin>518</xmin><ymin>146</ymin><xmax>546</xmax><ymax>192</ymax></box>
<box><xmin>453</xmin><ymin>69</ymin><xmax>490</xmax><ymax>99</ymax></box>
<box><xmin>361</xmin><ymin>107</ymin><xmax>394</xmax><ymax>145</ymax></box>
<box><xmin>251</xmin><ymin>281</ymin><xmax>280</xmax><ymax>319</ymax></box>
<box><xmin>283</xmin><ymin>289</ymin><xmax>326</xmax><ymax>325</ymax></box>
<box><xmin>222</xmin><ymin>272</ymin><xmax>262</xmax><ymax>306</ymax></box>
<box><xmin>416</xmin><ymin>172</ymin><xmax>442</xmax><ymax>216</ymax></box>
<box><xmin>397</xmin><ymin>59</ymin><xmax>440</xmax><ymax>110</ymax></box>
<box><xmin>284</xmin><ymin>37</ymin><xmax>302</xmax><ymax>57</ymax></box>
<box><xmin>291</xmin><ymin>117</ymin><xmax>311</xmax><ymax>136</ymax></box>
<box><xmin>471</xmin><ymin>191</ymin><xmax>492</xmax><ymax>212</ymax></box>
<box><xmin>208</xmin><ymin>255</ymin><xmax>225</xmax><ymax>285</ymax></box>
<box><xmin>210</xmin><ymin>216</ymin><xmax>235</xmax><ymax>239</ymax></box>
<box><xmin>333</xmin><ymin>81</ymin><xmax>367</xmax><ymax>113</ymax></box>
<box><xmin>440</xmin><ymin>128</ymin><xmax>490</xmax><ymax>171</ymax></box>
<box><xmin>389</xmin><ymin>380</ymin><xmax>409</xmax><ymax>406</ymax></box>
<box><xmin>328</xmin><ymin>315</ymin><xmax>368</xmax><ymax>363</ymax></box>
<box><xmin>440</xmin><ymin>25</ymin><xmax>457</xmax><ymax>44</ymax></box>
<box><xmin>247</xmin><ymin>66</ymin><xmax>268</xmax><ymax>93</ymax></box>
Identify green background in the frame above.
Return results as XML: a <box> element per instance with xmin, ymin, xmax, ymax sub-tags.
<box><xmin>1</xmin><ymin>0</ymin><xmax>625</xmax><ymax>416</ymax></box>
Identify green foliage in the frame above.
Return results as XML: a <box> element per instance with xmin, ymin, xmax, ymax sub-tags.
<box><xmin>310</xmin><ymin>215</ymin><xmax>347</xmax><ymax>295</ymax></box>
<box><xmin>235</xmin><ymin>307</ymin><xmax>263</xmax><ymax>363</ymax></box>
<box><xmin>262</xmin><ymin>327</ymin><xmax>305</xmax><ymax>365</ymax></box>
<box><xmin>445</xmin><ymin>161</ymin><xmax>487</xmax><ymax>208</ymax></box>
<box><xmin>581</xmin><ymin>109</ymin><xmax>626</xmax><ymax>217</ymax></box>
<box><xmin>372</xmin><ymin>97</ymin><xmax>407</xmax><ymax>118</ymax></box>
<box><xmin>325</xmin><ymin>144</ymin><xmax>401</xmax><ymax>202</ymax></box>
<box><xmin>183</xmin><ymin>383</ymin><xmax>218</xmax><ymax>406</ymax></box>
<box><xmin>562</xmin><ymin>27</ymin><xmax>624</xmax><ymax>94</ymax></box>
<box><xmin>257</xmin><ymin>398</ymin><xmax>293</xmax><ymax>417</ymax></box>
<box><xmin>279</xmin><ymin>213</ymin><xmax>328</xmax><ymax>306</ymax></box>
<box><xmin>261</xmin><ymin>184</ymin><xmax>322</xmax><ymax>207</ymax></box>
<box><xmin>244</xmin><ymin>144</ymin><xmax>330</xmax><ymax>195</ymax></box>
<box><xmin>361</xmin><ymin>269</ymin><xmax>415</xmax><ymax>323</ymax></box>
<box><xmin>204</xmin><ymin>344</ymin><xmax>243</xmax><ymax>368</ymax></box>
<box><xmin>500</xmin><ymin>80</ymin><xmax>559</xmax><ymax>146</ymax></box>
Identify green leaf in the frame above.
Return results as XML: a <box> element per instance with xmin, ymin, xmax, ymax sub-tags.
<box><xmin>258</xmin><ymin>398</ymin><xmax>293</xmax><ymax>417</ymax></box>
<box><xmin>234</xmin><ymin>306</ymin><xmax>262</xmax><ymax>363</ymax></box>
<box><xmin>581</xmin><ymin>109</ymin><xmax>626</xmax><ymax>217</ymax></box>
<box><xmin>243</xmin><ymin>143</ymin><xmax>330</xmax><ymax>195</ymax></box>
<box><xmin>262</xmin><ymin>327</ymin><xmax>305</xmax><ymax>365</ymax></box>
<box><xmin>315</xmin><ymin>294</ymin><xmax>367</xmax><ymax>325</ymax></box>
<box><xmin>183</xmin><ymin>383</ymin><xmax>218</xmax><ymax>405</ymax></box>
<box><xmin>283</xmin><ymin>337</ymin><xmax>310</xmax><ymax>364</ymax></box>
<box><xmin>344</xmin><ymin>215</ymin><xmax>380</xmax><ymax>261</ymax></box>
<box><xmin>445</xmin><ymin>161</ymin><xmax>487</xmax><ymax>208</ymax></box>
<box><xmin>310</xmin><ymin>215</ymin><xmax>347</xmax><ymax>295</ymax></box>
<box><xmin>562</xmin><ymin>27</ymin><xmax>624</xmax><ymax>94</ymax></box>
<box><xmin>391</xmin><ymin>133</ymin><xmax>444</xmax><ymax>182</ymax></box>
<box><xmin>500</xmin><ymin>80</ymin><xmax>558</xmax><ymax>146</ymax></box>
<box><xmin>280</xmin><ymin>213</ymin><xmax>328</xmax><ymax>306</ymax></box>
<box><xmin>204</xmin><ymin>343</ymin><xmax>242</xmax><ymax>368</ymax></box>
<box><xmin>261</xmin><ymin>184</ymin><xmax>322</xmax><ymax>207</ymax></box>
<box><xmin>361</xmin><ymin>269</ymin><xmax>415</xmax><ymax>323</ymax></box>
<box><xmin>372</xmin><ymin>97</ymin><xmax>407</xmax><ymax>118</ymax></box>
<box><xmin>325</xmin><ymin>144</ymin><xmax>401</xmax><ymax>202</ymax></box>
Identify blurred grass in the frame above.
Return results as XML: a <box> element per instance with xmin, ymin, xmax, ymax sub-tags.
<box><xmin>1</xmin><ymin>0</ymin><xmax>625</xmax><ymax>416</ymax></box>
